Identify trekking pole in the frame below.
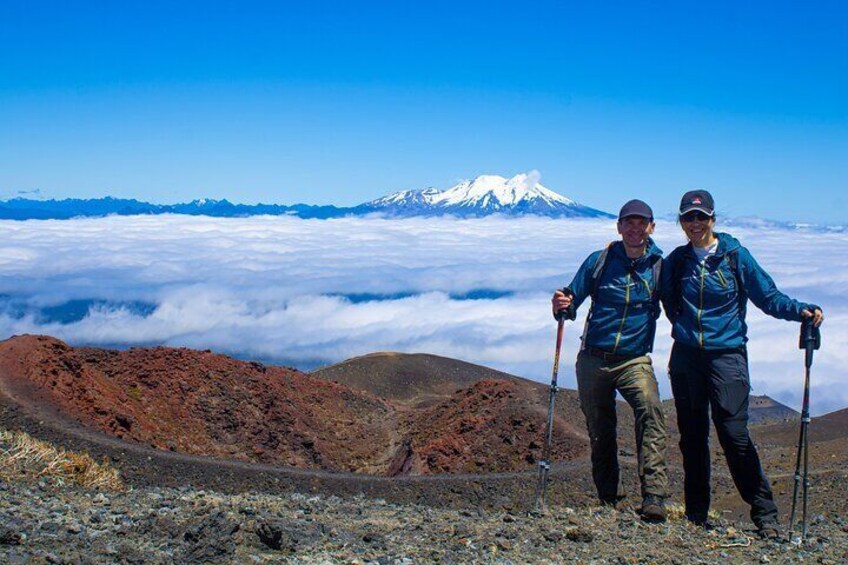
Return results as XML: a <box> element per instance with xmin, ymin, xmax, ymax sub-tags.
<box><xmin>789</xmin><ymin>318</ymin><xmax>821</xmax><ymax>543</ymax></box>
<box><xmin>532</xmin><ymin>317</ymin><xmax>564</xmax><ymax>516</ymax></box>
<box><xmin>532</xmin><ymin>294</ymin><xmax>574</xmax><ymax>516</ymax></box>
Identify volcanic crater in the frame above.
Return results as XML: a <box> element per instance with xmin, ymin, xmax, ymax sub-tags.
<box><xmin>0</xmin><ymin>335</ymin><xmax>588</xmax><ymax>477</ymax></box>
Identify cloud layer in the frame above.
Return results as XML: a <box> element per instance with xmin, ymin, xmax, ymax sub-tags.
<box><xmin>1</xmin><ymin>215</ymin><xmax>843</xmax><ymax>415</ymax></box>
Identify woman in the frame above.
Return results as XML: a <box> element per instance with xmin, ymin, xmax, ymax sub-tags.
<box><xmin>662</xmin><ymin>190</ymin><xmax>823</xmax><ymax>539</ymax></box>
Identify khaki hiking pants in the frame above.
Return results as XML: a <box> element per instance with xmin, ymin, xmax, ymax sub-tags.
<box><xmin>576</xmin><ymin>351</ymin><xmax>668</xmax><ymax>501</ymax></box>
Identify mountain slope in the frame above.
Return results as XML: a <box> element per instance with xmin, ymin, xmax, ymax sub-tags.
<box><xmin>0</xmin><ymin>335</ymin><xmax>396</xmax><ymax>473</ymax></box>
<box><xmin>359</xmin><ymin>172</ymin><xmax>614</xmax><ymax>218</ymax></box>
<box><xmin>311</xmin><ymin>351</ymin><xmax>527</xmax><ymax>407</ymax></box>
<box><xmin>0</xmin><ymin>336</ymin><xmax>589</xmax><ymax>476</ymax></box>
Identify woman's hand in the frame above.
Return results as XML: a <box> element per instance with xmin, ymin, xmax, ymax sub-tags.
<box><xmin>801</xmin><ymin>308</ymin><xmax>824</xmax><ymax>327</ymax></box>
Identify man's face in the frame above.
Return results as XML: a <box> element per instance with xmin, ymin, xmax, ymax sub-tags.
<box><xmin>617</xmin><ymin>216</ymin><xmax>654</xmax><ymax>249</ymax></box>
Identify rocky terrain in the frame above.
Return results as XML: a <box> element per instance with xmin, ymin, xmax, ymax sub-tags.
<box><xmin>0</xmin><ymin>334</ymin><xmax>846</xmax><ymax>563</ymax></box>
<box><xmin>2</xmin><ymin>478</ymin><xmax>847</xmax><ymax>564</ymax></box>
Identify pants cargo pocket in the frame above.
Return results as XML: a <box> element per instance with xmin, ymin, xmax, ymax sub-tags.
<box><xmin>710</xmin><ymin>353</ymin><xmax>750</xmax><ymax>421</ymax></box>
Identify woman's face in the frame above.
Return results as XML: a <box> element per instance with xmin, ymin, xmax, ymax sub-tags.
<box><xmin>680</xmin><ymin>211</ymin><xmax>716</xmax><ymax>247</ymax></box>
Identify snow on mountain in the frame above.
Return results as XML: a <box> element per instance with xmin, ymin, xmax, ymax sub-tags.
<box><xmin>361</xmin><ymin>172</ymin><xmax>613</xmax><ymax>218</ymax></box>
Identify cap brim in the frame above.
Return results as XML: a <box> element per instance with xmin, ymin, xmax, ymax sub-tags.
<box><xmin>679</xmin><ymin>206</ymin><xmax>714</xmax><ymax>216</ymax></box>
<box><xmin>618</xmin><ymin>213</ymin><xmax>653</xmax><ymax>220</ymax></box>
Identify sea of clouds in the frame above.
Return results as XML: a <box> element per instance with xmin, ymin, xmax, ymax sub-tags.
<box><xmin>1</xmin><ymin>215</ymin><xmax>844</xmax><ymax>415</ymax></box>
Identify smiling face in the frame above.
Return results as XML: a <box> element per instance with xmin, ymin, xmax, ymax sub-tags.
<box><xmin>680</xmin><ymin>211</ymin><xmax>717</xmax><ymax>247</ymax></box>
<box><xmin>617</xmin><ymin>216</ymin><xmax>655</xmax><ymax>256</ymax></box>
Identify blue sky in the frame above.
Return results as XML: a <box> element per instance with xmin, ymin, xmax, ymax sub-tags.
<box><xmin>1</xmin><ymin>1</ymin><xmax>846</xmax><ymax>221</ymax></box>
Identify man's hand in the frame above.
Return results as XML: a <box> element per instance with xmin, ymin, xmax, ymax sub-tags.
<box><xmin>552</xmin><ymin>290</ymin><xmax>573</xmax><ymax>319</ymax></box>
<box><xmin>801</xmin><ymin>308</ymin><xmax>824</xmax><ymax>327</ymax></box>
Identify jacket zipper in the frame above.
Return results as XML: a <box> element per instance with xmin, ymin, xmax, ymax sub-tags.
<box><xmin>640</xmin><ymin>276</ymin><xmax>652</xmax><ymax>295</ymax></box>
<box><xmin>697</xmin><ymin>263</ymin><xmax>706</xmax><ymax>348</ymax></box>
<box><xmin>716</xmin><ymin>268</ymin><xmax>728</xmax><ymax>287</ymax></box>
<box><xmin>612</xmin><ymin>273</ymin><xmax>631</xmax><ymax>353</ymax></box>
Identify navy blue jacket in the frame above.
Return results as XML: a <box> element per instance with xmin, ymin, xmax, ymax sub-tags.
<box><xmin>564</xmin><ymin>239</ymin><xmax>663</xmax><ymax>356</ymax></box>
<box><xmin>661</xmin><ymin>232</ymin><xmax>817</xmax><ymax>350</ymax></box>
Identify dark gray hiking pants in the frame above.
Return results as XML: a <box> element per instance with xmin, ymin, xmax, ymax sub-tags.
<box><xmin>669</xmin><ymin>342</ymin><xmax>778</xmax><ymax>528</ymax></box>
<box><xmin>576</xmin><ymin>351</ymin><xmax>668</xmax><ymax>502</ymax></box>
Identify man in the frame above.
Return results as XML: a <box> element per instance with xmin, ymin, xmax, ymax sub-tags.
<box><xmin>551</xmin><ymin>199</ymin><xmax>668</xmax><ymax>521</ymax></box>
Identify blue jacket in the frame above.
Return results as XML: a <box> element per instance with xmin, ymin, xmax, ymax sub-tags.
<box><xmin>661</xmin><ymin>232</ymin><xmax>817</xmax><ymax>350</ymax></box>
<box><xmin>564</xmin><ymin>239</ymin><xmax>663</xmax><ymax>356</ymax></box>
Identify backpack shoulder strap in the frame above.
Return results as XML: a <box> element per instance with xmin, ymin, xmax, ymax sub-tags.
<box><xmin>726</xmin><ymin>249</ymin><xmax>746</xmax><ymax>312</ymax></box>
<box><xmin>650</xmin><ymin>255</ymin><xmax>662</xmax><ymax>299</ymax></box>
<box><xmin>581</xmin><ymin>242</ymin><xmax>615</xmax><ymax>350</ymax></box>
<box><xmin>589</xmin><ymin>242</ymin><xmax>615</xmax><ymax>299</ymax></box>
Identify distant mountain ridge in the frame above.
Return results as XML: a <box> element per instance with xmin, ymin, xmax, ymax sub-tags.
<box><xmin>0</xmin><ymin>172</ymin><xmax>614</xmax><ymax>220</ymax></box>
<box><xmin>0</xmin><ymin>196</ymin><xmax>346</xmax><ymax>220</ymax></box>
<box><xmin>357</xmin><ymin>173</ymin><xmax>612</xmax><ymax>218</ymax></box>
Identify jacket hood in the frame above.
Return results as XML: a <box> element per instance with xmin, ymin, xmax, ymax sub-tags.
<box><xmin>715</xmin><ymin>232</ymin><xmax>742</xmax><ymax>255</ymax></box>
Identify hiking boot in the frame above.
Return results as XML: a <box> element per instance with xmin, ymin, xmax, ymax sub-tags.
<box><xmin>686</xmin><ymin>517</ymin><xmax>715</xmax><ymax>530</ymax></box>
<box><xmin>640</xmin><ymin>495</ymin><xmax>667</xmax><ymax>523</ymax></box>
<box><xmin>757</xmin><ymin>523</ymin><xmax>782</xmax><ymax>540</ymax></box>
<box><xmin>599</xmin><ymin>495</ymin><xmax>624</xmax><ymax>509</ymax></box>
<box><xmin>686</xmin><ymin>512</ymin><xmax>709</xmax><ymax>525</ymax></box>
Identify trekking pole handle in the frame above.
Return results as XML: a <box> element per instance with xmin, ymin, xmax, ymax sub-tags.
<box><xmin>554</xmin><ymin>288</ymin><xmax>577</xmax><ymax>322</ymax></box>
<box><xmin>799</xmin><ymin>318</ymin><xmax>821</xmax><ymax>368</ymax></box>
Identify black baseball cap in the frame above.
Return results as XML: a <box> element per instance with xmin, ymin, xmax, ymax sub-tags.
<box><xmin>679</xmin><ymin>190</ymin><xmax>715</xmax><ymax>216</ymax></box>
<box><xmin>618</xmin><ymin>199</ymin><xmax>653</xmax><ymax>221</ymax></box>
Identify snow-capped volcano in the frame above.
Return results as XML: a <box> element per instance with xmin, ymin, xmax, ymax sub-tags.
<box><xmin>361</xmin><ymin>172</ymin><xmax>613</xmax><ymax>218</ymax></box>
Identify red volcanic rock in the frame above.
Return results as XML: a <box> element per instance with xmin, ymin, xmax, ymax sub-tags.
<box><xmin>0</xmin><ymin>335</ymin><xmax>395</xmax><ymax>473</ymax></box>
<box><xmin>0</xmin><ymin>335</ymin><xmax>589</xmax><ymax>477</ymax></box>
<box><xmin>404</xmin><ymin>379</ymin><xmax>585</xmax><ymax>475</ymax></box>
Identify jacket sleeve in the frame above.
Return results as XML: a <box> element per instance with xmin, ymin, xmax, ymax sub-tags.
<box><xmin>563</xmin><ymin>251</ymin><xmax>601</xmax><ymax>313</ymax></box>
<box><xmin>738</xmin><ymin>247</ymin><xmax>817</xmax><ymax>321</ymax></box>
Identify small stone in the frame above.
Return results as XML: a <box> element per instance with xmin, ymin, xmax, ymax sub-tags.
<box><xmin>566</xmin><ymin>528</ymin><xmax>593</xmax><ymax>543</ymax></box>
<box><xmin>451</xmin><ymin>524</ymin><xmax>470</xmax><ymax>538</ymax></box>
<box><xmin>544</xmin><ymin>530</ymin><xmax>563</xmax><ymax>543</ymax></box>
<box><xmin>0</xmin><ymin>526</ymin><xmax>23</xmax><ymax>546</ymax></box>
<box><xmin>497</xmin><ymin>539</ymin><xmax>513</xmax><ymax>551</ymax></box>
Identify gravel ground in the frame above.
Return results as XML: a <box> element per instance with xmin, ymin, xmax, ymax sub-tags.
<box><xmin>2</xmin><ymin>480</ymin><xmax>847</xmax><ymax>564</ymax></box>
